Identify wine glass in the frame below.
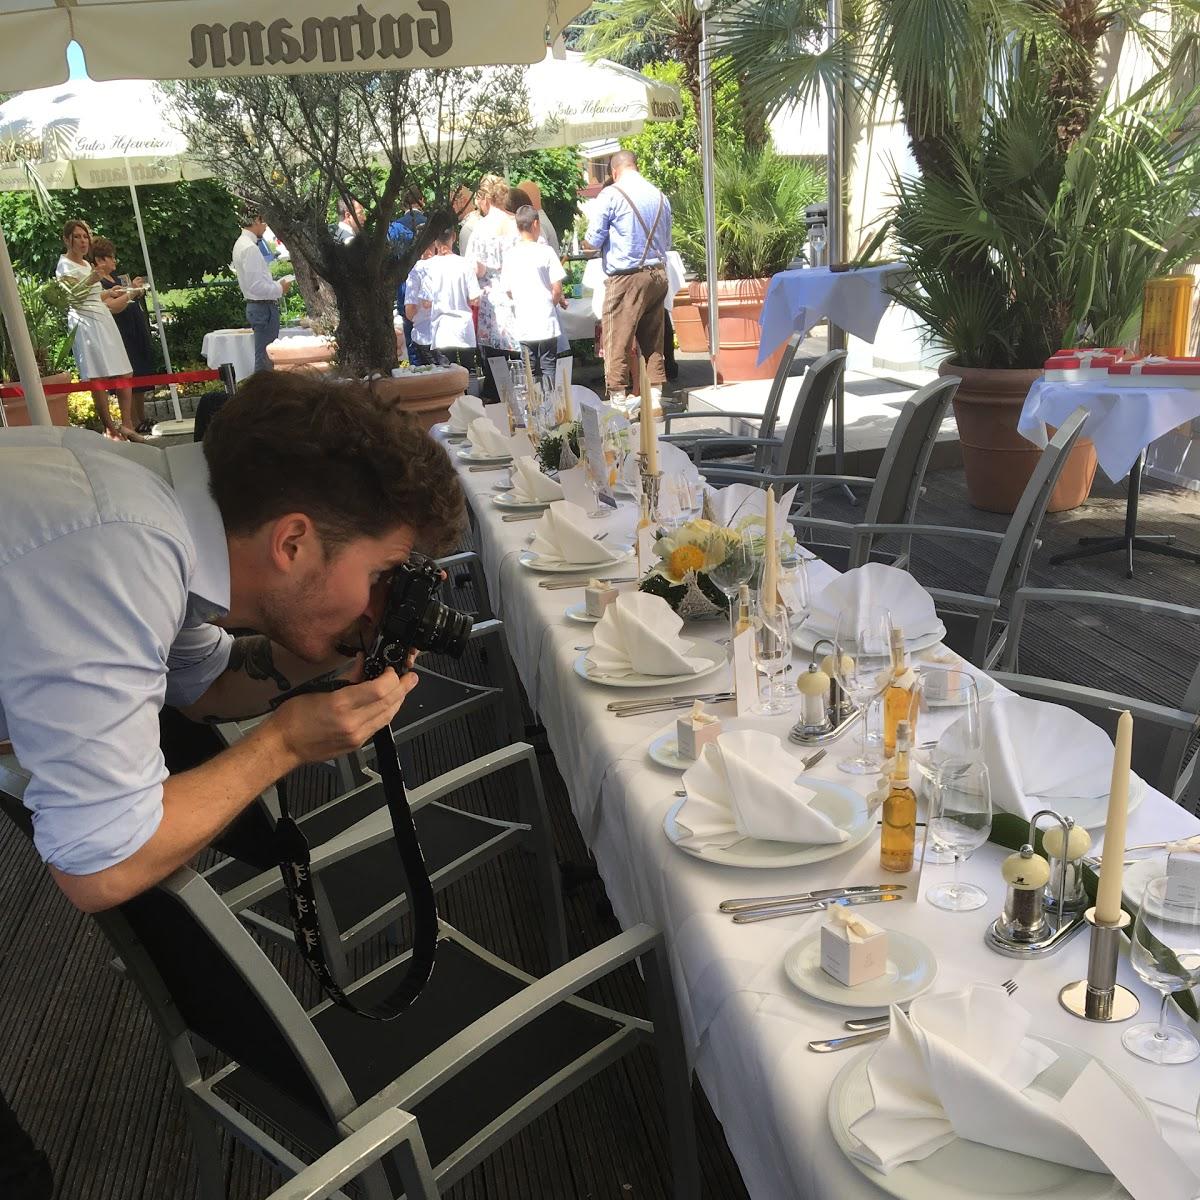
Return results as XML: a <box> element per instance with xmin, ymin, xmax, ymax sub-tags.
<box><xmin>833</xmin><ymin>607</ymin><xmax>893</xmax><ymax>775</ymax></box>
<box><xmin>925</xmin><ymin>760</ymin><xmax>992</xmax><ymax>911</ymax></box>
<box><xmin>1124</xmin><ymin>874</ymin><xmax>1200</xmax><ymax>1064</ymax></box>
<box><xmin>752</xmin><ymin>596</ymin><xmax>794</xmax><ymax>716</ymax></box>
<box><xmin>706</xmin><ymin>528</ymin><xmax>754</xmax><ymax>649</ymax></box>
<box><xmin>778</xmin><ymin>551</ymin><xmax>810</xmax><ymax>697</ymax></box>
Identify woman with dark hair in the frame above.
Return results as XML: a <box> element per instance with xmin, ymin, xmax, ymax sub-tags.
<box><xmin>54</xmin><ymin>219</ymin><xmax>141</xmax><ymax>440</ymax></box>
<box><xmin>89</xmin><ymin>237</ymin><xmax>155</xmax><ymax>434</ymax></box>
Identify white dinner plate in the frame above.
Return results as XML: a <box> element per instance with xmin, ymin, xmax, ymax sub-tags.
<box><xmin>492</xmin><ymin>492</ymin><xmax>551</xmax><ymax>511</ymax></box>
<box><xmin>491</xmin><ymin>478</ymin><xmax>514</xmax><ymax>492</ymax></box>
<box><xmin>663</xmin><ymin>779</ymin><xmax>875</xmax><ymax>868</ymax></box>
<box><xmin>1122</xmin><ymin>854</ymin><xmax>1164</xmax><ymax>908</ymax></box>
<box><xmin>1003</xmin><ymin>774</ymin><xmax>1147</xmax><ymax>832</ymax></box>
<box><xmin>564</xmin><ymin>602</ymin><xmax>601</xmax><ymax>624</ymax></box>
<box><xmin>919</xmin><ymin>670</ymin><xmax>996</xmax><ymax>708</ymax></box>
<box><xmin>795</xmin><ymin>622</ymin><xmax>948</xmax><ymax>656</ymax></box>
<box><xmin>784</xmin><ymin>930</ymin><xmax>938</xmax><ymax>1009</ymax></box>
<box><xmin>519</xmin><ymin>547</ymin><xmax>634</xmax><ymax>574</ymax></box>
<box><xmin>828</xmin><ymin>1036</ymin><xmax>1153</xmax><ymax>1200</ymax></box>
<box><xmin>573</xmin><ymin>639</ymin><xmax>725</xmax><ymax>689</ymax></box>
<box><xmin>456</xmin><ymin>447</ymin><xmax>513</xmax><ymax>466</ymax></box>
<box><xmin>647</xmin><ymin>731</ymin><xmax>693</xmax><ymax>772</ymax></box>
<box><xmin>435</xmin><ymin>422</ymin><xmax>467</xmax><ymax>441</ymax></box>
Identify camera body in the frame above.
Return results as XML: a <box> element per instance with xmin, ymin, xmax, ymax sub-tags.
<box><xmin>363</xmin><ymin>555</ymin><xmax>473</xmax><ymax>678</ymax></box>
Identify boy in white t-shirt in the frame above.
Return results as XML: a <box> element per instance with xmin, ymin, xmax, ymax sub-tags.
<box><xmin>402</xmin><ymin>245</ymin><xmax>436</xmax><ymax>365</ymax></box>
<box><xmin>501</xmin><ymin>205</ymin><xmax>567</xmax><ymax>380</ymax></box>
<box><xmin>413</xmin><ymin>227</ymin><xmax>481</xmax><ymax>372</ymax></box>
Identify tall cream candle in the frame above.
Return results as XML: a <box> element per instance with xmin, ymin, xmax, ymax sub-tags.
<box><xmin>561</xmin><ymin>364</ymin><xmax>573</xmax><ymax>421</ymax></box>
<box><xmin>762</xmin><ymin>485</ymin><xmax>778</xmax><ymax>613</ymax></box>
<box><xmin>640</xmin><ymin>358</ymin><xmax>658</xmax><ymax>473</ymax></box>
<box><xmin>524</xmin><ymin>354</ymin><xmax>537</xmax><ymax>417</ymax></box>
<box><xmin>1094</xmin><ymin>710</ymin><xmax>1133</xmax><ymax>925</ymax></box>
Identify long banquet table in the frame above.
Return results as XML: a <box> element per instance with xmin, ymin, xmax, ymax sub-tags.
<box><xmin>444</xmin><ymin>436</ymin><xmax>1200</xmax><ymax>1198</ymax></box>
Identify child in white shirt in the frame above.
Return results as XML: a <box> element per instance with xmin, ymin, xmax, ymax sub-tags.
<box><xmin>413</xmin><ymin>228</ymin><xmax>482</xmax><ymax>372</ymax></box>
<box><xmin>402</xmin><ymin>246</ymin><xmax>436</xmax><ymax>365</ymax></box>
<box><xmin>501</xmin><ymin>205</ymin><xmax>567</xmax><ymax>380</ymax></box>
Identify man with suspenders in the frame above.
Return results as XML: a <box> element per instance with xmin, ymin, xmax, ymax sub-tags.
<box><xmin>584</xmin><ymin>149</ymin><xmax>673</xmax><ymax>405</ymax></box>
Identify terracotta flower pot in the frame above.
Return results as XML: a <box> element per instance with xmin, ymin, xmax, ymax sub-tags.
<box><xmin>268</xmin><ymin>337</ymin><xmax>335</xmax><ymax>373</ymax></box>
<box><xmin>690</xmin><ymin>278</ymin><xmax>788</xmax><ymax>383</ymax></box>
<box><xmin>371</xmin><ymin>365</ymin><xmax>471</xmax><ymax>431</ymax></box>
<box><xmin>1</xmin><ymin>372</ymin><xmax>71</xmax><ymax>427</ymax></box>
<box><xmin>941</xmin><ymin>360</ymin><xmax>1098</xmax><ymax>514</ymax></box>
<box><xmin>671</xmin><ymin>289</ymin><xmax>708</xmax><ymax>353</ymax></box>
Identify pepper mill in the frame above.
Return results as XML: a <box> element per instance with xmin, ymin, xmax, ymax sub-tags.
<box><xmin>998</xmin><ymin>845</ymin><xmax>1051</xmax><ymax>942</ymax></box>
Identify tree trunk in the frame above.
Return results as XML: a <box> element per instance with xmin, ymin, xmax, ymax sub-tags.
<box><xmin>287</xmin><ymin>243</ymin><xmax>338</xmax><ymax>331</ymax></box>
<box><xmin>1048</xmin><ymin>0</ymin><xmax>1106</xmax><ymax>152</ymax></box>
<box><xmin>326</xmin><ymin>263</ymin><xmax>398</xmax><ymax>378</ymax></box>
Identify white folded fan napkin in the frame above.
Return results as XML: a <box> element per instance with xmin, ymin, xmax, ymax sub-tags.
<box><xmin>675</xmin><ymin>728</ymin><xmax>848</xmax><ymax>848</ymax></box>
<box><xmin>704</xmin><ymin>481</ymin><xmax>799</xmax><ymax>528</ymax></box>
<box><xmin>808</xmin><ymin>562</ymin><xmax>940</xmax><ymax>642</ymax></box>
<box><xmin>587</xmin><ymin>591</ymin><xmax>708</xmax><ymax>678</ymax></box>
<box><xmin>618</xmin><ymin>437</ymin><xmax>701</xmax><ymax>490</ymax></box>
<box><xmin>510</xmin><ymin>455</ymin><xmax>564</xmax><ymax>503</ymax></box>
<box><xmin>447</xmin><ymin>394</ymin><xmax>486</xmax><ymax>433</ymax></box>
<box><xmin>466</xmin><ymin>417</ymin><xmax>516</xmax><ymax>459</ymax></box>
<box><xmin>529</xmin><ymin>500</ymin><xmax>623</xmax><ymax>566</ymax></box>
<box><xmin>850</xmin><ymin>984</ymin><xmax>1106</xmax><ymax>1175</ymax></box>
<box><xmin>939</xmin><ymin>694</ymin><xmax>1119</xmax><ymax>821</ymax></box>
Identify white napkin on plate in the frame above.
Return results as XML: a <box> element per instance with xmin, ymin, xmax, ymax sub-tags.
<box><xmin>529</xmin><ymin>500</ymin><xmax>622</xmax><ymax>566</ymax></box>
<box><xmin>447</xmin><ymin>394</ymin><xmax>486</xmax><ymax>433</ymax></box>
<box><xmin>467</xmin><ymin>417</ymin><xmax>515</xmax><ymax>459</ymax></box>
<box><xmin>587</xmin><ymin>591</ymin><xmax>708</xmax><ymax>678</ymax></box>
<box><xmin>618</xmin><ymin>438</ymin><xmax>701</xmax><ymax>491</ymax></box>
<box><xmin>808</xmin><ymin>562</ymin><xmax>940</xmax><ymax>641</ymax></box>
<box><xmin>510</xmin><ymin>456</ymin><xmax>563</xmax><ymax>503</ymax></box>
<box><xmin>704</xmin><ymin>481</ymin><xmax>799</xmax><ymax>527</ymax></box>
<box><xmin>939</xmin><ymin>695</ymin><xmax>1118</xmax><ymax>821</ymax></box>
<box><xmin>675</xmin><ymin>729</ymin><xmax>848</xmax><ymax>847</ymax></box>
<box><xmin>851</xmin><ymin>984</ymin><xmax>1106</xmax><ymax>1174</ymax></box>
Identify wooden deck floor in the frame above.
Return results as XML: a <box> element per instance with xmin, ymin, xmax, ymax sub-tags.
<box><xmin>2</xmin><ymin>464</ymin><xmax>1199</xmax><ymax>1199</ymax></box>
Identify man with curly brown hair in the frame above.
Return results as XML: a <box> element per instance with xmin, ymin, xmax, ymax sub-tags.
<box><xmin>0</xmin><ymin>372</ymin><xmax>465</xmax><ymax>916</ymax></box>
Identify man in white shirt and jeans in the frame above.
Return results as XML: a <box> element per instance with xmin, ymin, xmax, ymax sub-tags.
<box><xmin>502</xmin><ymin>205</ymin><xmax>567</xmax><ymax>380</ymax></box>
<box><xmin>231</xmin><ymin>211</ymin><xmax>292</xmax><ymax>376</ymax></box>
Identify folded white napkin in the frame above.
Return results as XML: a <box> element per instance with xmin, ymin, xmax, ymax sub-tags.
<box><xmin>587</xmin><ymin>591</ymin><xmax>708</xmax><ymax>678</ymax></box>
<box><xmin>851</xmin><ymin>985</ymin><xmax>1106</xmax><ymax>1174</ymax></box>
<box><xmin>675</xmin><ymin>729</ymin><xmax>848</xmax><ymax>847</ymax></box>
<box><xmin>510</xmin><ymin>455</ymin><xmax>563</xmax><ymax>503</ymax></box>
<box><xmin>939</xmin><ymin>695</ymin><xmax>1119</xmax><ymax>821</ymax></box>
<box><xmin>467</xmin><ymin>417</ymin><xmax>515</xmax><ymax>459</ymax></box>
<box><xmin>704</xmin><ymin>481</ymin><xmax>799</xmax><ymax>528</ymax></box>
<box><xmin>529</xmin><ymin>500</ymin><xmax>623</xmax><ymax>566</ymax></box>
<box><xmin>447</xmin><ymin>394</ymin><xmax>486</xmax><ymax>433</ymax></box>
<box><xmin>808</xmin><ymin>562</ymin><xmax>940</xmax><ymax>642</ymax></box>
<box><xmin>618</xmin><ymin>438</ymin><xmax>701</xmax><ymax>491</ymax></box>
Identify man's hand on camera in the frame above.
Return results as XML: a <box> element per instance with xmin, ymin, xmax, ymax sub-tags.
<box><xmin>270</xmin><ymin>655</ymin><xmax>416</xmax><ymax>762</ymax></box>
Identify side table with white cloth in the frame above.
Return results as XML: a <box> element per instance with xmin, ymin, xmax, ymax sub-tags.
<box><xmin>441</xmin><ymin>428</ymin><xmax>1200</xmax><ymax>1200</ymax></box>
<box><xmin>201</xmin><ymin>325</ymin><xmax>311</xmax><ymax>383</ymax></box>
<box><xmin>1019</xmin><ymin>378</ymin><xmax>1200</xmax><ymax>577</ymax></box>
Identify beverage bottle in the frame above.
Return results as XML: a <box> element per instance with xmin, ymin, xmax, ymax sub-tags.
<box><xmin>880</xmin><ymin>720</ymin><xmax>917</xmax><ymax>873</ymax></box>
<box><xmin>882</xmin><ymin>627</ymin><xmax>918</xmax><ymax>757</ymax></box>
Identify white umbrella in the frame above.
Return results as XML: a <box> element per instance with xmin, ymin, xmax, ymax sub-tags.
<box><xmin>0</xmin><ymin>0</ymin><xmax>589</xmax><ymax>425</ymax></box>
<box><xmin>0</xmin><ymin>78</ymin><xmax>214</xmax><ymax>421</ymax></box>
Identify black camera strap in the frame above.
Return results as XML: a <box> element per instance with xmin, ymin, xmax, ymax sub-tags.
<box><xmin>269</xmin><ymin>690</ymin><xmax>438</xmax><ymax>1020</ymax></box>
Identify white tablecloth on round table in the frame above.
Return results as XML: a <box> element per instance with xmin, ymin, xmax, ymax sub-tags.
<box><xmin>1020</xmin><ymin>378</ymin><xmax>1200</xmax><ymax>481</ymax></box>
<box><xmin>756</xmin><ymin>264</ymin><xmax>908</xmax><ymax>366</ymax></box>
<box><xmin>446</xmin><ymin>439</ymin><xmax>1200</xmax><ymax>1198</ymax></box>
<box><xmin>202</xmin><ymin>325</ymin><xmax>313</xmax><ymax>382</ymax></box>
<box><xmin>557</xmin><ymin>298</ymin><xmax>599</xmax><ymax>342</ymax></box>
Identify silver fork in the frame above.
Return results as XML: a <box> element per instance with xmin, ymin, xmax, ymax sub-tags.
<box><xmin>810</xmin><ymin>979</ymin><xmax>1019</xmax><ymax>1052</ymax></box>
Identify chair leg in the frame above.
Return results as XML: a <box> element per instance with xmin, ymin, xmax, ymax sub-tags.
<box><xmin>515</xmin><ymin>748</ymin><xmax>569</xmax><ymax>966</ymax></box>
<box><xmin>182</xmin><ymin>1093</ymin><xmax>227</xmax><ymax>1200</ymax></box>
<box><xmin>639</xmin><ymin>937</ymin><xmax>700</xmax><ymax>1199</ymax></box>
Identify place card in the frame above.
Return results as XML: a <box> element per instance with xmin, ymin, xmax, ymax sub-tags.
<box><xmin>580</xmin><ymin>404</ymin><xmax>617</xmax><ymax>512</ymax></box>
<box><xmin>733</xmin><ymin>629</ymin><xmax>757</xmax><ymax>717</ymax></box>
<box><xmin>558</xmin><ymin>464</ymin><xmax>593</xmax><ymax>509</ymax></box>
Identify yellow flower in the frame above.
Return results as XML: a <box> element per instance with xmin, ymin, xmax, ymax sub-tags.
<box><xmin>668</xmin><ymin>543</ymin><xmax>707</xmax><ymax>578</ymax></box>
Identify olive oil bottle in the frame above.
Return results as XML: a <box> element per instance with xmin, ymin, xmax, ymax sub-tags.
<box><xmin>880</xmin><ymin>720</ymin><xmax>917</xmax><ymax>873</ymax></box>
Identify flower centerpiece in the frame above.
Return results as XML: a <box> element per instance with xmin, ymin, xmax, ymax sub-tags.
<box><xmin>535</xmin><ymin>419</ymin><xmax>583</xmax><ymax>473</ymax></box>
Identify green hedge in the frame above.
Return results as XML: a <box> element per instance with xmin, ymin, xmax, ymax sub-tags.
<box><xmin>162</xmin><ymin>281</ymin><xmax>246</xmax><ymax>363</ymax></box>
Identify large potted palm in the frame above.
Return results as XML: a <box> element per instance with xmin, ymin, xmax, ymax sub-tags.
<box><xmin>673</xmin><ymin>145</ymin><xmax>824</xmax><ymax>381</ymax></box>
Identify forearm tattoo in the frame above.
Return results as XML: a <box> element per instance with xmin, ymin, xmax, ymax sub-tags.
<box><xmin>226</xmin><ymin>635</ymin><xmax>292</xmax><ymax>691</ymax></box>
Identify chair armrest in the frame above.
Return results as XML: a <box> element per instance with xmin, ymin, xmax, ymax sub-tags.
<box><xmin>925</xmin><ymin>588</ymin><xmax>1003</xmax><ymax>613</ymax></box>
<box><xmin>705</xmin><ymin>470</ymin><xmax>875</xmax><ymax>488</ymax></box>
<box><xmin>662</xmin><ymin>410</ymin><xmax>772</xmax><ymax>430</ymax></box>
<box><xmin>1011</xmin><ymin>588</ymin><xmax>1200</xmax><ymax>623</ymax></box>
<box><xmin>990</xmin><ymin>673</ymin><xmax>1198</xmax><ymax>732</ymax></box>
<box><xmin>822</xmin><ymin>521</ymin><xmax>1007</xmax><ymax>545</ymax></box>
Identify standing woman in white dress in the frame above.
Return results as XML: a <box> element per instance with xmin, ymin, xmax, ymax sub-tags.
<box><xmin>55</xmin><ymin>219</ymin><xmax>139</xmax><ymax>441</ymax></box>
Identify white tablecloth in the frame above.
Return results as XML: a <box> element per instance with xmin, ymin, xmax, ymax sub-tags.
<box><xmin>756</xmin><ymin>265</ymin><xmax>908</xmax><ymax>366</ymax></box>
<box><xmin>201</xmin><ymin>324</ymin><xmax>312</xmax><ymax>382</ymax></box>
<box><xmin>557</xmin><ymin>298</ymin><xmax>599</xmax><ymax>342</ymax></box>
<box><xmin>448</xmin><ymin>445</ymin><xmax>1200</xmax><ymax>1198</ymax></box>
<box><xmin>1020</xmin><ymin>378</ymin><xmax>1200</xmax><ymax>481</ymax></box>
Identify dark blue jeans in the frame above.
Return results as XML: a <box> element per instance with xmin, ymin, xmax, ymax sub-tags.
<box><xmin>521</xmin><ymin>337</ymin><xmax>558</xmax><ymax>381</ymax></box>
<box><xmin>245</xmin><ymin>299</ymin><xmax>280</xmax><ymax>375</ymax></box>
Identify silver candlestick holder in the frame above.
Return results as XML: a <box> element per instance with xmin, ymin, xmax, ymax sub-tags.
<box><xmin>638</xmin><ymin>457</ymin><xmax>662</xmax><ymax>521</ymax></box>
<box><xmin>1059</xmin><ymin>907</ymin><xmax>1141</xmax><ymax>1022</ymax></box>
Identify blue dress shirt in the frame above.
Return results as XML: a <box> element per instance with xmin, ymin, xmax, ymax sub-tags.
<box><xmin>584</xmin><ymin>170</ymin><xmax>673</xmax><ymax>275</ymax></box>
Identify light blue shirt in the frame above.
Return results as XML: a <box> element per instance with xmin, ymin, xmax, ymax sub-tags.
<box><xmin>585</xmin><ymin>170</ymin><xmax>672</xmax><ymax>276</ymax></box>
<box><xmin>0</xmin><ymin>428</ymin><xmax>233</xmax><ymax>875</ymax></box>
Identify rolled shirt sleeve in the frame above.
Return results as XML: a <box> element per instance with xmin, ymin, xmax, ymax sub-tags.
<box><xmin>0</xmin><ymin>522</ymin><xmax>220</xmax><ymax>875</ymax></box>
<box><xmin>584</xmin><ymin>193</ymin><xmax>614</xmax><ymax>253</ymax></box>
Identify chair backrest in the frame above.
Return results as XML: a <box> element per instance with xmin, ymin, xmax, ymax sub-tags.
<box><xmin>758</xmin><ymin>332</ymin><xmax>805</xmax><ymax>444</ymax></box>
<box><xmin>862</xmin><ymin>375</ymin><xmax>960</xmax><ymax>527</ymax></box>
<box><xmin>982</xmin><ymin>408</ymin><xmax>1088</xmax><ymax>603</ymax></box>
<box><xmin>772</xmin><ymin>349</ymin><xmax>848</xmax><ymax>477</ymax></box>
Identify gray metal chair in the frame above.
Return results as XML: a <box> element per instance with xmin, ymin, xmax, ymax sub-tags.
<box><xmin>22</xmin><ymin>849</ymin><xmax>695</xmax><ymax>1198</ymax></box>
<box><xmin>992</xmin><ymin>587</ymin><xmax>1200</xmax><ymax>810</ymax></box>
<box><xmin>779</xmin><ymin>374</ymin><xmax>961</xmax><ymax>570</ymax></box>
<box><xmin>660</xmin><ymin>331</ymin><xmax>807</xmax><ymax>469</ymax></box>
<box><xmin>827</xmin><ymin>408</ymin><xmax>1089</xmax><ymax>667</ymax></box>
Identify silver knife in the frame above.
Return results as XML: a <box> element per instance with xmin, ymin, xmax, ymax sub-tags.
<box><xmin>613</xmin><ymin>694</ymin><xmax>735</xmax><ymax>718</ymax></box>
<box><xmin>608</xmin><ymin>690</ymin><xmax>734</xmax><ymax>712</ymax></box>
<box><xmin>730</xmin><ymin>893</ymin><xmax>904</xmax><ymax>924</ymax></box>
<box><xmin>808</xmin><ymin>1027</ymin><xmax>890</xmax><ymax>1053</ymax></box>
<box><xmin>539</xmin><ymin>576</ymin><xmax>636</xmax><ymax>591</ymax></box>
<box><xmin>501</xmin><ymin>512</ymin><xmax>545</xmax><ymax>522</ymax></box>
<box><xmin>468</xmin><ymin>464</ymin><xmax>510</xmax><ymax>472</ymax></box>
<box><xmin>720</xmin><ymin>883</ymin><xmax>908</xmax><ymax>913</ymax></box>
<box><xmin>843</xmin><ymin>1010</ymin><xmax>904</xmax><ymax>1032</ymax></box>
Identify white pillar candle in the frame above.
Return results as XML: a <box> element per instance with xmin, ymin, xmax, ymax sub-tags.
<box><xmin>763</xmin><ymin>485</ymin><xmax>778</xmax><ymax>613</ymax></box>
<box><xmin>1094</xmin><ymin>710</ymin><xmax>1133</xmax><ymax>925</ymax></box>
<box><xmin>561</xmin><ymin>366</ymin><xmax>573</xmax><ymax>421</ymax></box>
<box><xmin>640</xmin><ymin>357</ymin><xmax>657</xmax><ymax>473</ymax></box>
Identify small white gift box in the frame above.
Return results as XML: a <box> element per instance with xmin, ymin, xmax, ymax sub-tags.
<box><xmin>584</xmin><ymin>578</ymin><xmax>618</xmax><ymax>618</ymax></box>
<box><xmin>820</xmin><ymin>909</ymin><xmax>888</xmax><ymax>987</ymax></box>
<box><xmin>676</xmin><ymin>702</ymin><xmax>721</xmax><ymax>760</ymax></box>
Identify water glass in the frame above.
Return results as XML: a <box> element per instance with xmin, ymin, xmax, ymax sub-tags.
<box><xmin>1124</xmin><ymin>874</ymin><xmax>1200</xmax><ymax>1064</ymax></box>
<box><xmin>778</xmin><ymin>553</ymin><xmax>810</xmax><ymax>696</ymax></box>
<box><xmin>925</xmin><ymin>760</ymin><xmax>992</xmax><ymax>911</ymax></box>
<box><xmin>833</xmin><ymin>607</ymin><xmax>893</xmax><ymax>775</ymax></box>
<box><xmin>752</xmin><ymin>598</ymin><xmax>793</xmax><ymax>716</ymax></box>
<box><xmin>706</xmin><ymin>528</ymin><xmax>754</xmax><ymax>648</ymax></box>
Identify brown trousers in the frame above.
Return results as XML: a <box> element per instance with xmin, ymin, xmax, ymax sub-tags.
<box><xmin>601</xmin><ymin>265</ymin><xmax>669</xmax><ymax>394</ymax></box>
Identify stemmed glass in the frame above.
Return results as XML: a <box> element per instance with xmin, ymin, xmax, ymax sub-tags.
<box><xmin>778</xmin><ymin>550</ymin><xmax>810</xmax><ymax>697</ymax></box>
<box><xmin>925</xmin><ymin>760</ymin><xmax>992</xmax><ymax>910</ymax></box>
<box><xmin>833</xmin><ymin>607</ymin><xmax>893</xmax><ymax>775</ymax></box>
<box><xmin>752</xmin><ymin>596</ymin><xmax>794</xmax><ymax>715</ymax></box>
<box><xmin>583</xmin><ymin>427</ymin><xmax>618</xmax><ymax>519</ymax></box>
<box><xmin>705</xmin><ymin>528</ymin><xmax>754</xmax><ymax>649</ymax></box>
<box><xmin>1124</xmin><ymin>874</ymin><xmax>1200</xmax><ymax>1064</ymax></box>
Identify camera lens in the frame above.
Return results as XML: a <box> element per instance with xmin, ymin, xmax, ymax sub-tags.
<box><xmin>412</xmin><ymin>597</ymin><xmax>473</xmax><ymax>658</ymax></box>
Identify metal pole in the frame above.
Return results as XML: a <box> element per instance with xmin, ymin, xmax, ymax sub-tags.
<box><xmin>697</xmin><ymin>6</ymin><xmax>720</xmax><ymax>388</ymax></box>
<box><xmin>125</xmin><ymin>161</ymin><xmax>182</xmax><ymax>421</ymax></box>
<box><xmin>0</xmin><ymin>223</ymin><xmax>52</xmax><ymax>426</ymax></box>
